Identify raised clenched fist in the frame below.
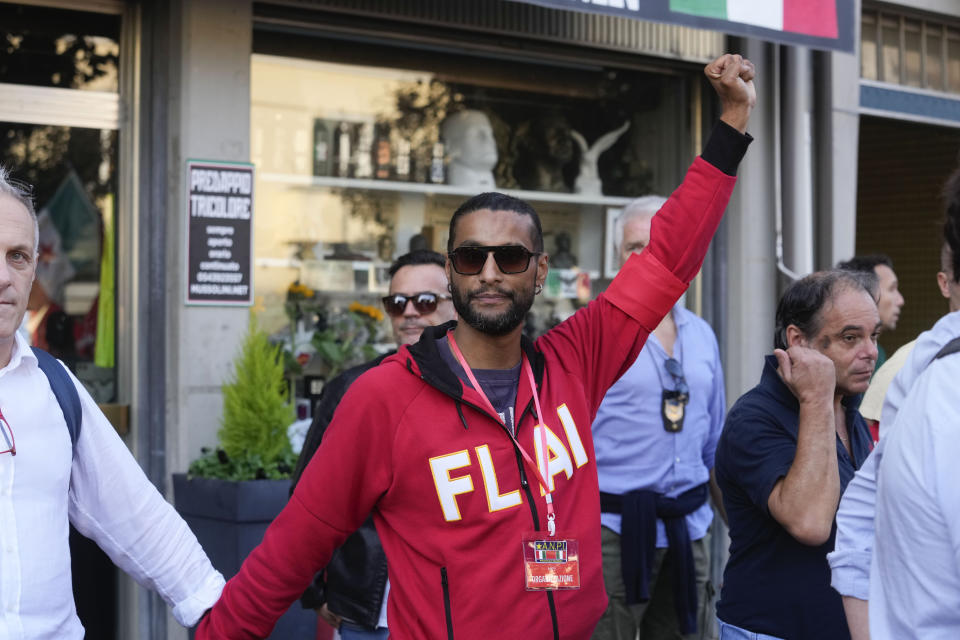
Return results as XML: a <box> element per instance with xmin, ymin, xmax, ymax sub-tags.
<box><xmin>704</xmin><ymin>54</ymin><xmax>757</xmax><ymax>134</ymax></box>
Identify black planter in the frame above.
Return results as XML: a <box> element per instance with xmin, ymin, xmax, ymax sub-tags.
<box><xmin>173</xmin><ymin>474</ymin><xmax>316</xmax><ymax>638</ymax></box>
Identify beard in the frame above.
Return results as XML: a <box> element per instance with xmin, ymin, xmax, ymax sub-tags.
<box><xmin>450</xmin><ymin>280</ymin><xmax>535</xmax><ymax>337</ymax></box>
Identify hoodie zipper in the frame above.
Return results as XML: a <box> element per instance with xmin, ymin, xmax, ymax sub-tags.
<box><xmin>441</xmin><ymin>566</ymin><xmax>454</xmax><ymax>639</ymax></box>
<box><xmin>427</xmin><ymin>371</ymin><xmax>560</xmax><ymax>639</ymax></box>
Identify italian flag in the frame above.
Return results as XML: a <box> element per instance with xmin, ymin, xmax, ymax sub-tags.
<box><xmin>671</xmin><ymin>0</ymin><xmax>838</xmax><ymax>39</ymax></box>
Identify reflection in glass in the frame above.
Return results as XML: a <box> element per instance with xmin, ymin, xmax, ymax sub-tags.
<box><xmin>0</xmin><ymin>123</ymin><xmax>118</xmax><ymax>402</ymax></box>
<box><xmin>0</xmin><ymin>4</ymin><xmax>119</xmax><ymax>91</ymax></box>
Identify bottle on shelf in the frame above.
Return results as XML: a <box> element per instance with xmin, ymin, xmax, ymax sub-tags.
<box><xmin>394</xmin><ymin>137</ymin><xmax>411</xmax><ymax>182</ymax></box>
<box><xmin>334</xmin><ymin>121</ymin><xmax>353</xmax><ymax>178</ymax></box>
<box><xmin>374</xmin><ymin>122</ymin><xmax>393</xmax><ymax>180</ymax></box>
<box><xmin>429</xmin><ymin>139</ymin><xmax>446</xmax><ymax>185</ymax></box>
<box><xmin>312</xmin><ymin>119</ymin><xmax>332</xmax><ymax>176</ymax></box>
<box><xmin>354</xmin><ymin>122</ymin><xmax>374</xmax><ymax>179</ymax></box>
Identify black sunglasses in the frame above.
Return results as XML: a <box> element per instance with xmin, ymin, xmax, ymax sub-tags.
<box><xmin>448</xmin><ymin>245</ymin><xmax>540</xmax><ymax>275</ymax></box>
<box><xmin>381</xmin><ymin>292</ymin><xmax>451</xmax><ymax>317</ymax></box>
<box><xmin>664</xmin><ymin>358</ymin><xmax>689</xmax><ymax>397</ymax></box>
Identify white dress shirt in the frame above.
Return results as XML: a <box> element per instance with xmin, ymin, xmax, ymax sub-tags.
<box><xmin>0</xmin><ymin>332</ymin><xmax>224</xmax><ymax>639</ymax></box>
<box><xmin>870</xmin><ymin>342</ymin><xmax>960</xmax><ymax>638</ymax></box>
<box><xmin>829</xmin><ymin>310</ymin><xmax>960</xmax><ymax>601</ymax></box>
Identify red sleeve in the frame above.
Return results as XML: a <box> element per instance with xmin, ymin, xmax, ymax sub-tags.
<box><xmin>536</xmin><ymin>156</ymin><xmax>736</xmax><ymax>413</ymax></box>
<box><xmin>196</xmin><ymin>369</ymin><xmax>398</xmax><ymax>639</ymax></box>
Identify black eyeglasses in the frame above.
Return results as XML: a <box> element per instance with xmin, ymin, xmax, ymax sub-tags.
<box><xmin>664</xmin><ymin>358</ymin><xmax>689</xmax><ymax>398</ymax></box>
<box><xmin>0</xmin><ymin>408</ymin><xmax>15</xmax><ymax>456</ymax></box>
<box><xmin>448</xmin><ymin>245</ymin><xmax>540</xmax><ymax>276</ymax></box>
<box><xmin>381</xmin><ymin>292</ymin><xmax>451</xmax><ymax>317</ymax></box>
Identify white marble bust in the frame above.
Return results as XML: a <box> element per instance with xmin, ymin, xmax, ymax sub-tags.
<box><xmin>441</xmin><ymin>110</ymin><xmax>498</xmax><ymax>189</ymax></box>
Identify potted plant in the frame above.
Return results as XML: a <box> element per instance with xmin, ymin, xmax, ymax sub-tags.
<box><xmin>173</xmin><ymin>316</ymin><xmax>313</xmax><ymax>638</ymax></box>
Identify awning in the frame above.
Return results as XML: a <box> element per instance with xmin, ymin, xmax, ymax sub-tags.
<box><xmin>507</xmin><ymin>0</ymin><xmax>856</xmax><ymax>53</ymax></box>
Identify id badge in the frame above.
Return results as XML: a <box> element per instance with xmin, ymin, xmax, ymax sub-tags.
<box><xmin>521</xmin><ymin>533</ymin><xmax>580</xmax><ymax>590</ymax></box>
<box><xmin>661</xmin><ymin>389</ymin><xmax>688</xmax><ymax>433</ymax></box>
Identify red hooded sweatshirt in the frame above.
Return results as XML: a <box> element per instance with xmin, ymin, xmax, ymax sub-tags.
<box><xmin>198</xmin><ymin>127</ymin><xmax>745</xmax><ymax>640</ymax></box>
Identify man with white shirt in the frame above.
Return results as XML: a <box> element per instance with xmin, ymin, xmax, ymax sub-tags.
<box><xmin>0</xmin><ymin>166</ymin><xmax>224</xmax><ymax>638</ymax></box>
<box><xmin>869</xmin><ymin>321</ymin><xmax>960</xmax><ymax>639</ymax></box>
<box><xmin>829</xmin><ymin>167</ymin><xmax>960</xmax><ymax>639</ymax></box>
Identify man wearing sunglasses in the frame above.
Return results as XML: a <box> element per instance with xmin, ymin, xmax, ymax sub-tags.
<box><xmin>290</xmin><ymin>249</ymin><xmax>456</xmax><ymax>640</ymax></box>
<box><xmin>0</xmin><ymin>167</ymin><xmax>225</xmax><ymax>638</ymax></box>
<box><xmin>199</xmin><ymin>52</ymin><xmax>755</xmax><ymax>640</ymax></box>
<box><xmin>592</xmin><ymin>197</ymin><xmax>727</xmax><ymax>640</ymax></box>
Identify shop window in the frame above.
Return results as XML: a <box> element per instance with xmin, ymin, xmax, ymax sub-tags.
<box><xmin>0</xmin><ymin>123</ymin><xmax>118</xmax><ymax>403</ymax></box>
<box><xmin>0</xmin><ymin>4</ymin><xmax>119</xmax><ymax>92</ymax></box>
<box><xmin>250</xmin><ymin>51</ymin><xmax>693</xmax><ymax>382</ymax></box>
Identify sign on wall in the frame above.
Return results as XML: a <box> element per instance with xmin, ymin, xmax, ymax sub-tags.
<box><xmin>508</xmin><ymin>0</ymin><xmax>856</xmax><ymax>53</ymax></box>
<box><xmin>185</xmin><ymin>160</ymin><xmax>254</xmax><ymax>306</ymax></box>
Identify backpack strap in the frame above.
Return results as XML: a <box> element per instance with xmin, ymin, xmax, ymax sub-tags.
<box><xmin>31</xmin><ymin>347</ymin><xmax>82</xmax><ymax>456</ymax></box>
<box><xmin>934</xmin><ymin>336</ymin><xmax>960</xmax><ymax>361</ymax></box>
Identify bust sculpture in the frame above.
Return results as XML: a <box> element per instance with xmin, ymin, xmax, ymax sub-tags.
<box><xmin>441</xmin><ymin>110</ymin><xmax>498</xmax><ymax>189</ymax></box>
<box><xmin>549</xmin><ymin>231</ymin><xmax>577</xmax><ymax>268</ymax></box>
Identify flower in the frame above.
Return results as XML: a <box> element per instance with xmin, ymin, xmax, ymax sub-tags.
<box><xmin>288</xmin><ymin>282</ymin><xmax>315</xmax><ymax>298</ymax></box>
<box><xmin>349</xmin><ymin>301</ymin><xmax>385</xmax><ymax>323</ymax></box>
<box><xmin>282</xmin><ymin>280</ymin><xmax>321</xmax><ymax>376</ymax></box>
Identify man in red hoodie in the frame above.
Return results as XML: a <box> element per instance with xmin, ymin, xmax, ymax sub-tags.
<box><xmin>198</xmin><ymin>53</ymin><xmax>755</xmax><ymax>640</ymax></box>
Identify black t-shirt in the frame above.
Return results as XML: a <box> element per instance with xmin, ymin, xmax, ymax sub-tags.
<box><xmin>714</xmin><ymin>356</ymin><xmax>872</xmax><ymax>640</ymax></box>
<box><xmin>437</xmin><ymin>336</ymin><xmax>521</xmax><ymax>433</ymax></box>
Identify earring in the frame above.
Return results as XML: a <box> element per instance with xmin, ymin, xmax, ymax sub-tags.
<box><xmin>447</xmin><ymin>283</ymin><xmax>452</xmax><ymax>293</ymax></box>
<box><xmin>535</xmin><ymin>283</ymin><xmax>543</xmax><ymax>295</ymax></box>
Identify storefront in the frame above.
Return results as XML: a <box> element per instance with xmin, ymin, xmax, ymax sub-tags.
<box><xmin>0</xmin><ymin>2</ymin><xmax>730</xmax><ymax>637</ymax></box>
<box><xmin>0</xmin><ymin>1</ymin><xmax>879</xmax><ymax>639</ymax></box>
<box><xmin>247</xmin><ymin>4</ymin><xmax>726</xmax><ymax>377</ymax></box>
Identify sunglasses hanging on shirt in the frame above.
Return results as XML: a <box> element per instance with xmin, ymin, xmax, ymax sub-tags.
<box><xmin>651</xmin><ymin>348</ymin><xmax>690</xmax><ymax>433</ymax></box>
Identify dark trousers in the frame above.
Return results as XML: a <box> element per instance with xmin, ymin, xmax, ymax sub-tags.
<box><xmin>593</xmin><ymin>526</ymin><xmax>713</xmax><ymax>640</ymax></box>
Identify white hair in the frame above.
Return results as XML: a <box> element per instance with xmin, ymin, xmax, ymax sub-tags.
<box><xmin>0</xmin><ymin>165</ymin><xmax>40</xmax><ymax>257</ymax></box>
<box><xmin>613</xmin><ymin>195</ymin><xmax>667</xmax><ymax>251</ymax></box>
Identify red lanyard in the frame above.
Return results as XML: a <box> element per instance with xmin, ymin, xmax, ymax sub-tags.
<box><xmin>447</xmin><ymin>330</ymin><xmax>557</xmax><ymax>536</ymax></box>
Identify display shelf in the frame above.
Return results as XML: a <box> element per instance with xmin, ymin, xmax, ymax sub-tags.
<box><xmin>259</xmin><ymin>172</ymin><xmax>635</xmax><ymax>207</ymax></box>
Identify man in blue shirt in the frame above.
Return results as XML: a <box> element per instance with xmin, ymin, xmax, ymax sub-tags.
<box><xmin>715</xmin><ymin>270</ymin><xmax>878</xmax><ymax>640</ymax></box>
<box><xmin>593</xmin><ymin>197</ymin><xmax>727</xmax><ymax>640</ymax></box>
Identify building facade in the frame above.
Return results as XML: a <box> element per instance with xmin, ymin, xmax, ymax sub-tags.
<box><xmin>2</xmin><ymin>0</ymin><xmax>959</xmax><ymax>638</ymax></box>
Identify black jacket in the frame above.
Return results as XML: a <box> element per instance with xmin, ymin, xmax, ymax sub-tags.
<box><xmin>290</xmin><ymin>352</ymin><xmax>392</xmax><ymax>629</ymax></box>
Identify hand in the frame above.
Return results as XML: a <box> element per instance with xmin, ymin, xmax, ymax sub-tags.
<box><xmin>774</xmin><ymin>346</ymin><xmax>836</xmax><ymax>406</ymax></box>
<box><xmin>704</xmin><ymin>54</ymin><xmax>757</xmax><ymax>134</ymax></box>
<box><xmin>317</xmin><ymin>603</ymin><xmax>342</xmax><ymax>629</ymax></box>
